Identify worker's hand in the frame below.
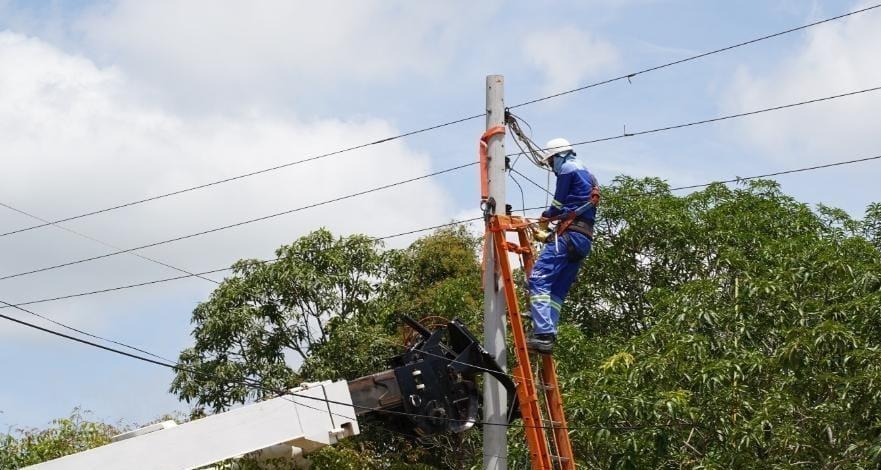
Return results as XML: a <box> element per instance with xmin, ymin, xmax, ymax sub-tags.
<box><xmin>534</xmin><ymin>228</ymin><xmax>552</xmax><ymax>243</ymax></box>
<box><xmin>538</xmin><ymin>219</ymin><xmax>549</xmax><ymax>231</ymax></box>
<box><xmin>532</xmin><ymin>217</ymin><xmax>551</xmax><ymax>243</ymax></box>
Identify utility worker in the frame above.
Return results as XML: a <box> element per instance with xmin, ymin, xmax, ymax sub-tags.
<box><xmin>527</xmin><ymin>138</ymin><xmax>598</xmax><ymax>354</ymax></box>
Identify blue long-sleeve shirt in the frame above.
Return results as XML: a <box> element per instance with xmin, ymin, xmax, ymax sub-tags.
<box><xmin>543</xmin><ymin>155</ymin><xmax>598</xmax><ymax>222</ymax></box>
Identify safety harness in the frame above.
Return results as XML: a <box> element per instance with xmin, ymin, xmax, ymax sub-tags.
<box><xmin>550</xmin><ymin>174</ymin><xmax>600</xmax><ymax>260</ymax></box>
<box><xmin>555</xmin><ymin>173</ymin><xmax>600</xmax><ymax>239</ymax></box>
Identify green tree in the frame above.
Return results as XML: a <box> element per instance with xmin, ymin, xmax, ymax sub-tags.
<box><xmin>559</xmin><ymin>178</ymin><xmax>881</xmax><ymax>468</ymax></box>
<box><xmin>0</xmin><ymin>410</ymin><xmax>119</xmax><ymax>469</ymax></box>
<box><xmin>379</xmin><ymin>225</ymin><xmax>483</xmax><ymax>330</ymax></box>
<box><xmin>172</xmin><ymin>226</ymin><xmax>484</xmax><ymax>468</ymax></box>
<box><xmin>170</xmin><ymin>229</ymin><xmax>385</xmax><ymax>411</ymax></box>
<box><xmin>168</xmin><ymin>179</ymin><xmax>881</xmax><ymax>468</ymax></box>
<box><xmin>864</xmin><ymin>202</ymin><xmax>881</xmax><ymax>250</ymax></box>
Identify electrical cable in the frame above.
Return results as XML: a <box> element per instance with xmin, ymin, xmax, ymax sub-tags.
<box><xmin>510</xmin><ymin>167</ymin><xmax>555</xmax><ymax>197</ymax></box>
<box><xmin>0</xmin><ymin>215</ymin><xmax>510</xmax><ymax>310</ymax></box>
<box><xmin>507</xmin><ymin>173</ymin><xmax>528</xmax><ymax>218</ymax></box>
<box><xmin>0</xmin><ymin>299</ymin><xmax>697</xmax><ymax>433</ymax></box>
<box><xmin>5</xmin><ymin>150</ymin><xmax>878</xmax><ymax>309</ymax></box>
<box><xmin>0</xmin><ymin>266</ymin><xmax>237</xmax><ymax>309</ymax></box>
<box><xmin>664</xmin><ymin>154</ymin><xmax>881</xmax><ymax>191</ymax></box>
<box><xmin>509</xmin><ymin>85</ymin><xmax>881</xmax><ymax>159</ymax></box>
<box><xmin>281</xmin><ymin>396</ymin><xmax>513</xmax><ymax>465</ymax></box>
<box><xmin>0</xmin><ymin>162</ymin><xmax>477</xmax><ymax>282</ymax></box>
<box><xmin>3</xmin><ymin>3</ymin><xmax>875</xmax><ymax>241</ymax></box>
<box><xmin>506</xmin><ymin>111</ymin><xmax>548</xmax><ymax>170</ymax></box>
<box><xmin>0</xmin><ymin>300</ymin><xmax>177</xmax><ymax>367</ymax></box>
<box><xmin>288</xmin><ymin>387</ymin><xmax>696</xmax><ymax>433</ymax></box>
<box><xmin>0</xmin><ymin>201</ymin><xmax>220</xmax><ymax>285</ymax></box>
<box><xmin>512</xmin><ymin>154</ymin><xmax>881</xmax><ymax>198</ymax></box>
<box><xmin>416</xmin><ymin>346</ymin><xmax>679</xmax><ymax>407</ymax></box>
<box><xmin>0</xmin><ymin>115</ymin><xmax>485</xmax><ymax>239</ymax></box>
<box><xmin>508</xmin><ymin>3</ymin><xmax>881</xmax><ymax>109</ymax></box>
<box><xmin>7</xmin><ymin>84</ymin><xmax>873</xmax><ymax>284</ymax></box>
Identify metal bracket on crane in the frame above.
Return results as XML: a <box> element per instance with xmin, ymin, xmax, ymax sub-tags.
<box><xmin>350</xmin><ymin>315</ymin><xmax>517</xmax><ymax>436</ymax></box>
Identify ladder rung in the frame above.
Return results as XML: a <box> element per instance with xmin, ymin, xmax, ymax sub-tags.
<box><xmin>543</xmin><ymin>419</ymin><xmax>562</xmax><ymax>426</ymax></box>
<box><xmin>538</xmin><ymin>383</ymin><xmax>555</xmax><ymax>391</ymax></box>
<box><xmin>551</xmin><ymin>455</ymin><xmax>571</xmax><ymax>463</ymax></box>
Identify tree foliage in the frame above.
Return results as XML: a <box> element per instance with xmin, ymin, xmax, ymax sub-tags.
<box><xmin>171</xmin><ymin>181</ymin><xmax>881</xmax><ymax>468</ymax></box>
<box><xmin>170</xmin><ymin>229</ymin><xmax>386</xmax><ymax>411</ymax></box>
<box><xmin>171</xmin><ymin>226</ymin><xmax>485</xmax><ymax>468</ymax></box>
<box><xmin>16</xmin><ymin>179</ymin><xmax>878</xmax><ymax>468</ymax></box>
<box><xmin>0</xmin><ymin>409</ymin><xmax>119</xmax><ymax>469</ymax></box>
<box><xmin>561</xmin><ymin>178</ymin><xmax>881</xmax><ymax>468</ymax></box>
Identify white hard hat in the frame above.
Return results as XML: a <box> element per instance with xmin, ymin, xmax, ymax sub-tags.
<box><xmin>541</xmin><ymin>137</ymin><xmax>573</xmax><ymax>163</ymax></box>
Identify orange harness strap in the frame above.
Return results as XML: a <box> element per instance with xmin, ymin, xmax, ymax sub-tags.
<box><xmin>556</xmin><ymin>211</ymin><xmax>579</xmax><ymax>235</ymax></box>
<box><xmin>479</xmin><ymin>126</ymin><xmax>506</xmax><ymax>201</ymax></box>
<box><xmin>556</xmin><ymin>176</ymin><xmax>601</xmax><ymax>235</ymax></box>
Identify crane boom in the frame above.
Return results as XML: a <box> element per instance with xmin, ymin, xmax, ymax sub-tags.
<box><xmin>27</xmin><ymin>380</ymin><xmax>358</xmax><ymax>470</ymax></box>
<box><xmin>26</xmin><ymin>317</ymin><xmax>514</xmax><ymax>470</ymax></box>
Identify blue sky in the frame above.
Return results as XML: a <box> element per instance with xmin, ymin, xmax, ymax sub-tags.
<box><xmin>1</xmin><ymin>0</ymin><xmax>879</xmax><ymax>431</ymax></box>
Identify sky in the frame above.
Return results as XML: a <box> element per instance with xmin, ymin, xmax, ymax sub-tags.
<box><xmin>1</xmin><ymin>0</ymin><xmax>880</xmax><ymax>431</ymax></box>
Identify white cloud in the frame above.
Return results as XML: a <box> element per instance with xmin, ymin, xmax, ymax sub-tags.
<box><xmin>0</xmin><ymin>30</ymin><xmax>459</xmax><ymax>336</ymax></box>
<box><xmin>522</xmin><ymin>25</ymin><xmax>619</xmax><ymax>96</ymax></box>
<box><xmin>721</xmin><ymin>1</ymin><xmax>881</xmax><ymax>164</ymax></box>
<box><xmin>70</xmin><ymin>0</ymin><xmax>497</xmax><ymax>110</ymax></box>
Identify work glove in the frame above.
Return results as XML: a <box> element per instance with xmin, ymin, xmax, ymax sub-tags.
<box><xmin>534</xmin><ymin>219</ymin><xmax>551</xmax><ymax>243</ymax></box>
<box><xmin>538</xmin><ymin>219</ymin><xmax>550</xmax><ymax>231</ymax></box>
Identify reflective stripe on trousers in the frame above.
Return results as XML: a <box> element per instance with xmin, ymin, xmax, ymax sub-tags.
<box><xmin>527</xmin><ymin>232</ymin><xmax>591</xmax><ymax>335</ymax></box>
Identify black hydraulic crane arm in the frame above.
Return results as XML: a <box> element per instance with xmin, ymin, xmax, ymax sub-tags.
<box><xmin>346</xmin><ymin>316</ymin><xmax>518</xmax><ymax>436</ymax></box>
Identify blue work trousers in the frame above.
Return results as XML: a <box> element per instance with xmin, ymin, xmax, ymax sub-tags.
<box><xmin>527</xmin><ymin>232</ymin><xmax>591</xmax><ymax>335</ymax></box>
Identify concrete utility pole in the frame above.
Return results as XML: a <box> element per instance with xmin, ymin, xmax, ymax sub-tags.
<box><xmin>483</xmin><ymin>74</ymin><xmax>508</xmax><ymax>470</ymax></box>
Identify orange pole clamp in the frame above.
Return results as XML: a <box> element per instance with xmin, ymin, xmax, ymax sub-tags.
<box><xmin>479</xmin><ymin>125</ymin><xmax>506</xmax><ymax>201</ymax></box>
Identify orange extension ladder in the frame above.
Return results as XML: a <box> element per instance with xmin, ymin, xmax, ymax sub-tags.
<box><xmin>489</xmin><ymin>214</ymin><xmax>576</xmax><ymax>470</ymax></box>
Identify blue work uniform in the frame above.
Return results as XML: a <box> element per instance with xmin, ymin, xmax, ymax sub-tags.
<box><xmin>528</xmin><ymin>153</ymin><xmax>597</xmax><ymax>335</ymax></box>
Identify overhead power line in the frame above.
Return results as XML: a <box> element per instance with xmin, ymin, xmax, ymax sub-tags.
<box><xmin>0</xmin><ymin>300</ymin><xmax>176</xmax><ymax>368</ymax></box>
<box><xmin>512</xmin><ymin>154</ymin><xmax>881</xmax><ymax>197</ymax></box>
<box><xmin>2</xmin><ymin>3</ymin><xmax>875</xmax><ymax>240</ymax></box>
<box><xmin>5</xmin><ymin>85</ymin><xmax>875</xmax><ymax>284</ymax></box>
<box><xmin>0</xmin><ymin>115</ymin><xmax>484</xmax><ymax>239</ymax></box>
<box><xmin>5</xmin><ymin>151</ymin><xmax>880</xmax><ymax>309</ymax></box>
<box><xmin>0</xmin><ymin>266</ymin><xmax>235</xmax><ymax>309</ymax></box>
<box><xmin>667</xmin><ymin>154</ymin><xmax>881</xmax><ymax>191</ymax></box>
<box><xmin>509</xmin><ymin>85</ymin><xmax>881</xmax><ymax>158</ymax></box>
<box><xmin>0</xmin><ymin>162</ymin><xmax>476</xmax><ymax>282</ymax></box>
<box><xmin>508</xmin><ymin>3</ymin><xmax>881</xmax><ymax>109</ymax></box>
<box><xmin>0</xmin><ymin>298</ymin><xmax>695</xmax><ymax>434</ymax></box>
<box><xmin>0</xmin><ymin>201</ymin><xmax>220</xmax><ymax>285</ymax></box>
<box><xmin>0</xmin><ymin>213</ymin><xmax>504</xmax><ymax>310</ymax></box>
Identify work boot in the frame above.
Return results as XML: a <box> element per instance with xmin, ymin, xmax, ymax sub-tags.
<box><xmin>526</xmin><ymin>333</ymin><xmax>556</xmax><ymax>354</ymax></box>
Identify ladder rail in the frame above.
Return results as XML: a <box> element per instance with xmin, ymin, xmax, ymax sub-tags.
<box><xmin>491</xmin><ymin>222</ymin><xmax>554</xmax><ymax>469</ymax></box>
<box><xmin>541</xmin><ymin>356</ymin><xmax>575</xmax><ymax>469</ymax></box>
<box><xmin>491</xmin><ymin>215</ymin><xmax>577</xmax><ymax>469</ymax></box>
